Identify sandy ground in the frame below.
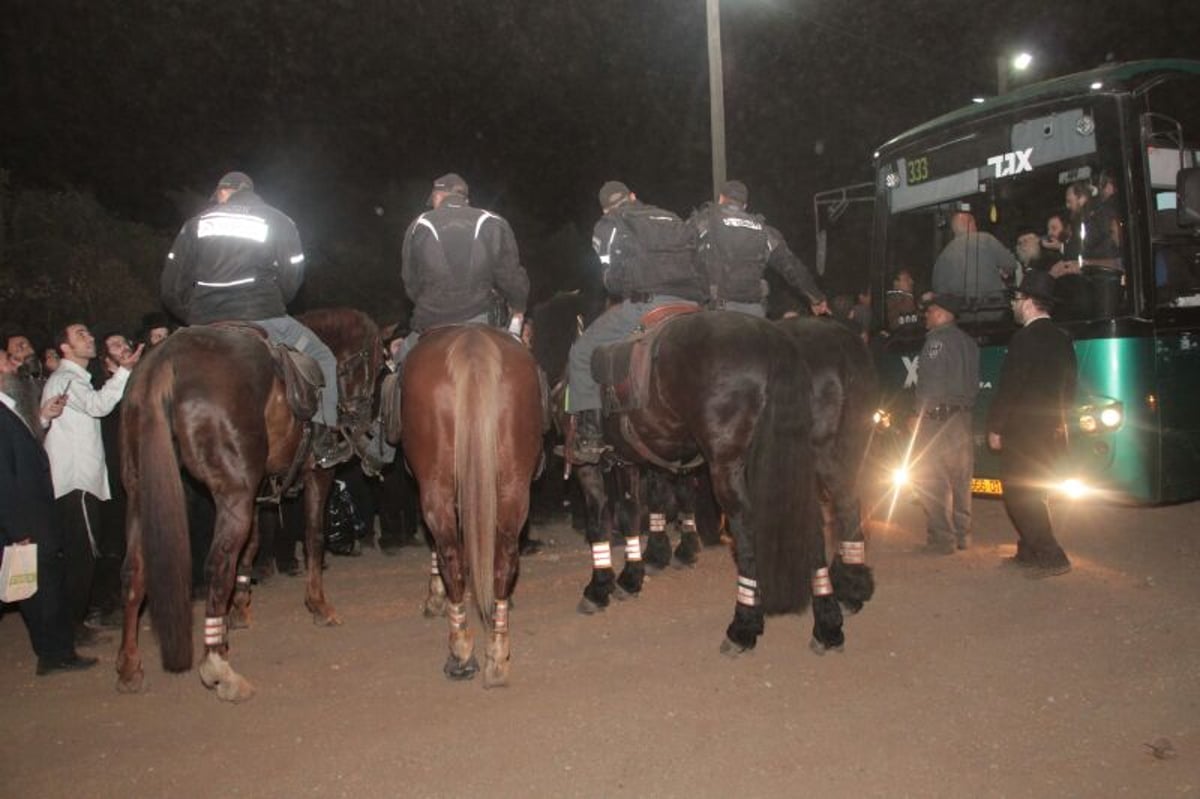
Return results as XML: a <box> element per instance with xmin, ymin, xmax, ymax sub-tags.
<box><xmin>2</xmin><ymin>490</ymin><xmax>1198</xmax><ymax>798</ymax></box>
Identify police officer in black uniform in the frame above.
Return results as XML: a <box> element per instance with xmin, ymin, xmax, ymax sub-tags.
<box><xmin>399</xmin><ymin>173</ymin><xmax>530</xmax><ymax>354</ymax></box>
<box><xmin>913</xmin><ymin>292</ymin><xmax>979</xmax><ymax>554</ymax></box>
<box><xmin>162</xmin><ymin>171</ymin><xmax>350</xmax><ymax>466</ymax></box>
<box><xmin>565</xmin><ymin>180</ymin><xmax>706</xmax><ymax>463</ymax></box>
<box><xmin>688</xmin><ymin>180</ymin><xmax>827</xmax><ymax>317</ymax></box>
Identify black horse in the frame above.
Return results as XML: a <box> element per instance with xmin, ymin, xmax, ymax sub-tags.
<box><xmin>575</xmin><ymin>311</ymin><xmax>876</xmax><ymax>654</ymax></box>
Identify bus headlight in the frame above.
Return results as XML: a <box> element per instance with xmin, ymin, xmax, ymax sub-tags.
<box><xmin>1057</xmin><ymin>478</ymin><xmax>1090</xmax><ymax>499</ymax></box>
<box><xmin>1078</xmin><ymin>400</ymin><xmax>1123</xmax><ymax>433</ymax></box>
<box><xmin>1099</xmin><ymin>407</ymin><xmax>1122</xmax><ymax>428</ymax></box>
<box><xmin>873</xmin><ymin>409</ymin><xmax>892</xmax><ymax>429</ymax></box>
<box><xmin>1079</xmin><ymin>414</ymin><xmax>1097</xmax><ymax>433</ymax></box>
<box><xmin>891</xmin><ymin>467</ymin><xmax>910</xmax><ymax>488</ymax></box>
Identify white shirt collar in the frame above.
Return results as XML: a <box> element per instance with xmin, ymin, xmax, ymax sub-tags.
<box><xmin>0</xmin><ymin>390</ymin><xmax>15</xmax><ymax>412</ymax></box>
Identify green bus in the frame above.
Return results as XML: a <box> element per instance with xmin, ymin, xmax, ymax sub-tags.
<box><xmin>854</xmin><ymin>60</ymin><xmax>1200</xmax><ymax>504</ymax></box>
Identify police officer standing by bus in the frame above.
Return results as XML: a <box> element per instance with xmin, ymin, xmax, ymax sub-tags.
<box><xmin>688</xmin><ymin>180</ymin><xmax>828</xmax><ymax>317</ymax></box>
<box><xmin>913</xmin><ymin>292</ymin><xmax>979</xmax><ymax>554</ymax></box>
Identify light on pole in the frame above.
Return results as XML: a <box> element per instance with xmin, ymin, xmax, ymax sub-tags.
<box><xmin>996</xmin><ymin>51</ymin><xmax>1033</xmax><ymax>96</ymax></box>
<box><xmin>706</xmin><ymin>0</ymin><xmax>726</xmax><ymax>202</ymax></box>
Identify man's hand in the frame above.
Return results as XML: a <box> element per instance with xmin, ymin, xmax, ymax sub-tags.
<box><xmin>988</xmin><ymin>432</ymin><xmax>1002</xmax><ymax>451</ymax></box>
<box><xmin>116</xmin><ymin>343</ymin><xmax>144</xmax><ymax>369</ymax></box>
<box><xmin>810</xmin><ymin>299</ymin><xmax>831</xmax><ymax>317</ymax></box>
<box><xmin>40</xmin><ymin>391</ymin><xmax>68</xmax><ymax>423</ymax></box>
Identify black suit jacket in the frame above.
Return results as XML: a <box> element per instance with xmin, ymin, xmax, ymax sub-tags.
<box><xmin>0</xmin><ymin>403</ymin><xmax>59</xmax><ymax>548</ymax></box>
<box><xmin>987</xmin><ymin>317</ymin><xmax>1078</xmax><ymax>476</ymax></box>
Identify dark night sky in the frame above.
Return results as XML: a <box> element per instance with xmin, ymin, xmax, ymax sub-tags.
<box><xmin>2</xmin><ymin>0</ymin><xmax>1196</xmax><ymax>309</ymax></box>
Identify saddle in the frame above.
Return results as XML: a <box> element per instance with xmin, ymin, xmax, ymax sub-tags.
<box><xmin>590</xmin><ymin>303</ymin><xmax>699</xmax><ymax>415</ymax></box>
<box><xmin>209</xmin><ymin>321</ymin><xmax>324</xmax><ymax>421</ymax></box>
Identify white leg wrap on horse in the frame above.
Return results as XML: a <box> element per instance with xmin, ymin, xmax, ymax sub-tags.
<box><xmin>430</xmin><ymin>551</ymin><xmax>440</xmax><ymax>576</ymax></box>
<box><xmin>681</xmin><ymin>514</ymin><xmax>697</xmax><ymax>533</ymax></box>
<box><xmin>204</xmin><ymin>616</ymin><xmax>227</xmax><ymax>647</ymax></box>
<box><xmin>235</xmin><ymin>574</ymin><xmax>251</xmax><ymax>589</ymax></box>
<box><xmin>736</xmin><ymin>575</ymin><xmax>758</xmax><ymax>607</ymax></box>
<box><xmin>625</xmin><ymin>536</ymin><xmax>643</xmax><ymax>561</ymax></box>
<box><xmin>591</xmin><ymin>541</ymin><xmax>613</xmax><ymax>570</ymax></box>
<box><xmin>812</xmin><ymin>567</ymin><xmax>834</xmax><ymax>597</ymax></box>
<box><xmin>649</xmin><ymin>513</ymin><xmax>666</xmax><ymax>533</ymax></box>
<box><xmin>493</xmin><ymin>599</ymin><xmax>509</xmax><ymax>633</ymax></box>
<box><xmin>839</xmin><ymin>540</ymin><xmax>866</xmax><ymax>565</ymax></box>
<box><xmin>448</xmin><ymin>603</ymin><xmax>468</xmax><ymax>632</ymax></box>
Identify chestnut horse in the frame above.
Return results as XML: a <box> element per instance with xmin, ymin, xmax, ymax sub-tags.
<box><xmin>400</xmin><ymin>325</ymin><xmax>543</xmax><ymax>687</ymax></box>
<box><xmin>575</xmin><ymin>312</ymin><xmax>876</xmax><ymax>655</ymax></box>
<box><xmin>115</xmin><ymin>308</ymin><xmax>381</xmax><ymax>701</ymax></box>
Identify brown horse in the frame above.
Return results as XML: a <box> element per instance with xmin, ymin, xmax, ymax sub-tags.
<box><xmin>115</xmin><ymin>308</ymin><xmax>381</xmax><ymax>702</ymax></box>
<box><xmin>400</xmin><ymin>325</ymin><xmax>543</xmax><ymax>687</ymax></box>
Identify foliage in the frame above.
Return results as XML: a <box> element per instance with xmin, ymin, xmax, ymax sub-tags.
<box><xmin>0</xmin><ymin>183</ymin><xmax>165</xmax><ymax>338</ymax></box>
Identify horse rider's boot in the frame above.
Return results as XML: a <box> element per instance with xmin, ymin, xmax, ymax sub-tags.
<box><xmin>570</xmin><ymin>409</ymin><xmax>608</xmax><ymax>465</ymax></box>
<box><xmin>311</xmin><ymin>423</ymin><xmax>353</xmax><ymax>469</ymax></box>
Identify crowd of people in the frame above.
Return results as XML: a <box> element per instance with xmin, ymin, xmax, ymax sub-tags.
<box><xmin>1</xmin><ymin>167</ymin><xmax>1086</xmax><ymax>677</ymax></box>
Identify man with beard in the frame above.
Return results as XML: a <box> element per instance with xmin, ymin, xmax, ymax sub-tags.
<box><xmin>5</xmin><ymin>331</ymin><xmax>43</xmax><ymax>382</ymax></box>
<box><xmin>0</xmin><ymin>351</ymin><xmax>98</xmax><ymax>675</ymax></box>
<box><xmin>987</xmin><ymin>271</ymin><xmax>1078</xmax><ymax>578</ymax></box>
<box><xmin>41</xmin><ymin>322</ymin><xmax>142</xmax><ymax>642</ymax></box>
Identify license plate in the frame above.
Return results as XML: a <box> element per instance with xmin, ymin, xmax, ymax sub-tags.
<box><xmin>971</xmin><ymin>478</ymin><xmax>1003</xmax><ymax>496</ymax></box>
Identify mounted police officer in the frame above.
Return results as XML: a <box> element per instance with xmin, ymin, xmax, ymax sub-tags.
<box><xmin>399</xmin><ymin>173</ymin><xmax>530</xmax><ymax>354</ymax></box>
<box><xmin>688</xmin><ymin>180</ymin><xmax>827</xmax><ymax>317</ymax></box>
<box><xmin>912</xmin><ymin>292</ymin><xmax>979</xmax><ymax>554</ymax></box>
<box><xmin>161</xmin><ymin>171</ymin><xmax>351</xmax><ymax>467</ymax></box>
<box><xmin>565</xmin><ymin>181</ymin><xmax>706</xmax><ymax>464</ymax></box>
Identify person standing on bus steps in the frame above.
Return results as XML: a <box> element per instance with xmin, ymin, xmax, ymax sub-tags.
<box><xmin>161</xmin><ymin>171</ymin><xmax>351</xmax><ymax>468</ymax></box>
<box><xmin>987</xmin><ymin>271</ymin><xmax>1077</xmax><ymax>578</ymax></box>
<box><xmin>565</xmin><ymin>181</ymin><xmax>706</xmax><ymax>464</ymax></box>
<box><xmin>912</xmin><ymin>293</ymin><xmax>979</xmax><ymax>554</ymax></box>
<box><xmin>688</xmin><ymin>180</ymin><xmax>828</xmax><ymax>317</ymax></box>
<box><xmin>932</xmin><ymin>208</ymin><xmax>1019</xmax><ymax>310</ymax></box>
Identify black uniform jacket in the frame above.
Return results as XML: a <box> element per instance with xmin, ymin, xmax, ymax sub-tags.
<box><xmin>401</xmin><ymin>196</ymin><xmax>529</xmax><ymax>332</ymax></box>
<box><xmin>0</xmin><ymin>403</ymin><xmax>58</xmax><ymax>547</ymax></box>
<box><xmin>986</xmin><ymin>317</ymin><xmax>1078</xmax><ymax>473</ymax></box>
<box><xmin>162</xmin><ymin>189</ymin><xmax>305</xmax><ymax>324</ymax></box>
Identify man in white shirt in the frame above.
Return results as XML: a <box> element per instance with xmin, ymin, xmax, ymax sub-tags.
<box><xmin>41</xmin><ymin>321</ymin><xmax>141</xmax><ymax>639</ymax></box>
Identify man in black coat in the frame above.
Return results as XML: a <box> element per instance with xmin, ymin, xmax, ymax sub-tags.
<box><xmin>0</xmin><ymin>352</ymin><xmax>98</xmax><ymax>675</ymax></box>
<box><xmin>986</xmin><ymin>271</ymin><xmax>1078</xmax><ymax>578</ymax></box>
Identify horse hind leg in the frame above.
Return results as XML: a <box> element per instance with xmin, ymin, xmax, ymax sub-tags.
<box><xmin>673</xmin><ymin>513</ymin><xmax>701</xmax><ymax>568</ymax></box>
<box><xmin>198</xmin><ymin>491</ymin><xmax>258</xmax><ymax>702</ymax></box>
<box><xmin>116</xmin><ymin>508</ymin><xmax>147</xmax><ymax>694</ymax></box>
<box><xmin>229</xmin><ymin>511</ymin><xmax>262</xmax><ymax>629</ymax></box>
<box><xmin>642</xmin><ymin>511</ymin><xmax>672</xmax><ymax>572</ymax></box>
<box><xmin>422</xmin><ymin>550</ymin><xmax>447</xmax><ymax>618</ymax></box>
<box><xmin>809</xmin><ymin>565</ymin><xmax>845</xmax><ymax>656</ymax></box>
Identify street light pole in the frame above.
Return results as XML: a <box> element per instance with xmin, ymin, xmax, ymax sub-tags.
<box><xmin>706</xmin><ymin>0</ymin><xmax>726</xmax><ymax>202</ymax></box>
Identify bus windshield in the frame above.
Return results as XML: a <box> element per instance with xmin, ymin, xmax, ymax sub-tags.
<box><xmin>877</xmin><ymin>102</ymin><xmax>1130</xmax><ymax>328</ymax></box>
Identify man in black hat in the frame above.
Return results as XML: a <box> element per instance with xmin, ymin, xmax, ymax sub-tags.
<box><xmin>161</xmin><ymin>171</ymin><xmax>351</xmax><ymax>467</ymax></box>
<box><xmin>564</xmin><ymin>180</ymin><xmax>706</xmax><ymax>464</ymax></box>
<box><xmin>398</xmin><ymin>172</ymin><xmax>530</xmax><ymax>355</ymax></box>
<box><xmin>987</xmin><ymin>271</ymin><xmax>1077</xmax><ymax>577</ymax></box>
<box><xmin>912</xmin><ymin>292</ymin><xmax>979</xmax><ymax>554</ymax></box>
<box><xmin>687</xmin><ymin>180</ymin><xmax>827</xmax><ymax>317</ymax></box>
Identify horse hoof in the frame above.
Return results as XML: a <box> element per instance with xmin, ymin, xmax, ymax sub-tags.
<box><xmin>423</xmin><ymin>598</ymin><xmax>447</xmax><ymax>618</ymax></box>
<box><xmin>443</xmin><ymin>654</ymin><xmax>479</xmax><ymax>681</ymax></box>
<box><xmin>216</xmin><ymin>675</ymin><xmax>256</xmax><ymax>703</ymax></box>
<box><xmin>612</xmin><ymin>585</ymin><xmax>639</xmax><ymax>602</ymax></box>
<box><xmin>483</xmin><ymin>659</ymin><xmax>511</xmax><ymax>689</ymax></box>
<box><xmin>116</xmin><ymin>671</ymin><xmax>144</xmax><ymax>694</ymax></box>
<box><xmin>311</xmin><ymin>609</ymin><xmax>342</xmax><ymax>626</ymax></box>
<box><xmin>577</xmin><ymin>596</ymin><xmax>605</xmax><ymax>615</ymax></box>
<box><xmin>809</xmin><ymin>637</ymin><xmax>838</xmax><ymax>656</ymax></box>
<box><xmin>229</xmin><ymin>610</ymin><xmax>251</xmax><ymax>630</ymax></box>
<box><xmin>719</xmin><ymin>638</ymin><xmax>750</xmax><ymax>658</ymax></box>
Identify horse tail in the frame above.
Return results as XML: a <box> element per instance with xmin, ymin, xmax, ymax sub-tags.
<box><xmin>137</xmin><ymin>359</ymin><xmax>193</xmax><ymax>671</ymax></box>
<box><xmin>747</xmin><ymin>334</ymin><xmax>820</xmax><ymax>615</ymax></box>
<box><xmin>452</xmin><ymin>331</ymin><xmax>501</xmax><ymax>628</ymax></box>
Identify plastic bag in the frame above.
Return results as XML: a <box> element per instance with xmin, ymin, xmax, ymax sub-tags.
<box><xmin>0</xmin><ymin>543</ymin><xmax>38</xmax><ymax>602</ymax></box>
<box><xmin>325</xmin><ymin>480</ymin><xmax>365</xmax><ymax>556</ymax></box>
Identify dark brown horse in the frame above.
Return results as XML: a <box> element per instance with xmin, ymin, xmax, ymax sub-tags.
<box><xmin>575</xmin><ymin>312</ymin><xmax>877</xmax><ymax>654</ymax></box>
<box><xmin>400</xmin><ymin>325</ymin><xmax>543</xmax><ymax>687</ymax></box>
<box><xmin>115</xmin><ymin>308</ymin><xmax>381</xmax><ymax>701</ymax></box>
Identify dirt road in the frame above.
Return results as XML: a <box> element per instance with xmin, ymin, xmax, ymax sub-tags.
<box><xmin>2</xmin><ymin>493</ymin><xmax>1197</xmax><ymax>797</ymax></box>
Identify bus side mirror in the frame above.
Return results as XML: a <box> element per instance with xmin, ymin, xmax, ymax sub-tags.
<box><xmin>1178</xmin><ymin>167</ymin><xmax>1200</xmax><ymax>228</ymax></box>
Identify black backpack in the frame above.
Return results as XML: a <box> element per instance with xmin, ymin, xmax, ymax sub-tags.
<box><xmin>611</xmin><ymin>204</ymin><xmax>700</xmax><ymax>296</ymax></box>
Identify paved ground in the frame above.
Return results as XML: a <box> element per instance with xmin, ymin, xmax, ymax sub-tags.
<box><xmin>2</xmin><ymin>488</ymin><xmax>1198</xmax><ymax>798</ymax></box>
